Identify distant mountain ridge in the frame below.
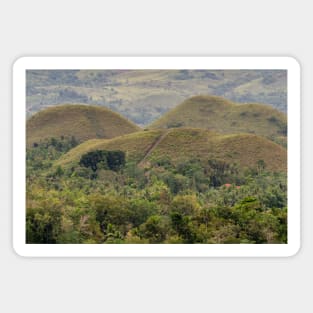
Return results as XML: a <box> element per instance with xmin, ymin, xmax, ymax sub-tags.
<box><xmin>26</xmin><ymin>69</ymin><xmax>287</xmax><ymax>126</ymax></box>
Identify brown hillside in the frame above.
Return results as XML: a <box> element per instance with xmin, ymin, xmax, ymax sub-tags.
<box><xmin>27</xmin><ymin>104</ymin><xmax>141</xmax><ymax>146</ymax></box>
<box><xmin>57</xmin><ymin>128</ymin><xmax>287</xmax><ymax>173</ymax></box>
<box><xmin>149</xmin><ymin>95</ymin><xmax>287</xmax><ymax>146</ymax></box>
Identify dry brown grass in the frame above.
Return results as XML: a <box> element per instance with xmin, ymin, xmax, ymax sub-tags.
<box><xmin>149</xmin><ymin>95</ymin><xmax>287</xmax><ymax>146</ymax></box>
<box><xmin>57</xmin><ymin>128</ymin><xmax>287</xmax><ymax>172</ymax></box>
<box><xmin>56</xmin><ymin>130</ymin><xmax>164</xmax><ymax>167</ymax></box>
<box><xmin>26</xmin><ymin>104</ymin><xmax>141</xmax><ymax>146</ymax></box>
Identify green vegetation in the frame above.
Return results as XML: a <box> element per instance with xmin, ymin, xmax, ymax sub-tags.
<box><xmin>80</xmin><ymin>150</ymin><xmax>125</xmax><ymax>172</ymax></box>
<box><xmin>56</xmin><ymin>128</ymin><xmax>287</xmax><ymax>173</ymax></box>
<box><xmin>26</xmin><ymin>132</ymin><xmax>287</xmax><ymax>244</ymax></box>
<box><xmin>26</xmin><ymin>91</ymin><xmax>288</xmax><ymax>245</ymax></box>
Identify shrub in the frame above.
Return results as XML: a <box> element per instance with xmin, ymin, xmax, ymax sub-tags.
<box><xmin>80</xmin><ymin>150</ymin><xmax>125</xmax><ymax>172</ymax></box>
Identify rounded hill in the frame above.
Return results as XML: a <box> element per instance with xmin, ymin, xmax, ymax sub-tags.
<box><xmin>149</xmin><ymin>95</ymin><xmax>287</xmax><ymax>145</ymax></box>
<box><xmin>27</xmin><ymin>104</ymin><xmax>141</xmax><ymax>146</ymax></box>
<box><xmin>56</xmin><ymin>128</ymin><xmax>287</xmax><ymax>173</ymax></box>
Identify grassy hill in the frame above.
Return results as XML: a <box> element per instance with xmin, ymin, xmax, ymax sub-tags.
<box><xmin>149</xmin><ymin>95</ymin><xmax>287</xmax><ymax>146</ymax></box>
<box><xmin>26</xmin><ymin>104</ymin><xmax>141</xmax><ymax>146</ymax></box>
<box><xmin>56</xmin><ymin>128</ymin><xmax>287</xmax><ymax>173</ymax></box>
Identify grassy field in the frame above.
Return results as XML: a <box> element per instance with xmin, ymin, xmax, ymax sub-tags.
<box><xmin>149</xmin><ymin>95</ymin><xmax>287</xmax><ymax>146</ymax></box>
<box><xmin>56</xmin><ymin>129</ymin><xmax>164</xmax><ymax>166</ymax></box>
<box><xmin>56</xmin><ymin>128</ymin><xmax>287</xmax><ymax>173</ymax></box>
<box><xmin>27</xmin><ymin>104</ymin><xmax>141</xmax><ymax>146</ymax></box>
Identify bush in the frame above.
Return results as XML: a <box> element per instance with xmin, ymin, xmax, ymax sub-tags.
<box><xmin>80</xmin><ymin>150</ymin><xmax>125</xmax><ymax>172</ymax></box>
<box><xmin>138</xmin><ymin>215</ymin><xmax>170</xmax><ymax>243</ymax></box>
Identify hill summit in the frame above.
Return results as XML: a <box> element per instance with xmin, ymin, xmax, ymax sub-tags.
<box><xmin>27</xmin><ymin>104</ymin><xmax>141</xmax><ymax>146</ymax></box>
<box><xmin>57</xmin><ymin>128</ymin><xmax>287</xmax><ymax>173</ymax></box>
<box><xmin>149</xmin><ymin>95</ymin><xmax>287</xmax><ymax>145</ymax></box>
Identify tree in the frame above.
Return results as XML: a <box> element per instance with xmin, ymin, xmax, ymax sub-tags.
<box><xmin>80</xmin><ymin>150</ymin><xmax>125</xmax><ymax>172</ymax></box>
<box><xmin>207</xmin><ymin>159</ymin><xmax>237</xmax><ymax>187</ymax></box>
<box><xmin>106</xmin><ymin>150</ymin><xmax>125</xmax><ymax>171</ymax></box>
<box><xmin>90</xmin><ymin>195</ymin><xmax>131</xmax><ymax>237</ymax></box>
<box><xmin>171</xmin><ymin>194</ymin><xmax>200</xmax><ymax>216</ymax></box>
<box><xmin>170</xmin><ymin>213</ymin><xmax>197</xmax><ymax>243</ymax></box>
<box><xmin>80</xmin><ymin>150</ymin><xmax>108</xmax><ymax>171</ymax></box>
<box><xmin>138</xmin><ymin>215</ymin><xmax>169</xmax><ymax>243</ymax></box>
<box><xmin>257</xmin><ymin>159</ymin><xmax>266</xmax><ymax>174</ymax></box>
<box><xmin>26</xmin><ymin>206</ymin><xmax>62</xmax><ymax>243</ymax></box>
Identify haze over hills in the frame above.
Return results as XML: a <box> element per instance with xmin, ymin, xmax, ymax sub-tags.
<box><xmin>150</xmin><ymin>95</ymin><xmax>287</xmax><ymax>146</ymax></box>
<box><xmin>26</xmin><ymin>104</ymin><xmax>141</xmax><ymax>146</ymax></box>
<box><xmin>26</xmin><ymin>69</ymin><xmax>287</xmax><ymax>126</ymax></box>
<box><xmin>56</xmin><ymin>128</ymin><xmax>287</xmax><ymax>173</ymax></box>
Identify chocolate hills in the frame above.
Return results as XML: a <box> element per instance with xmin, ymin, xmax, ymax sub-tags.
<box><xmin>56</xmin><ymin>128</ymin><xmax>287</xmax><ymax>173</ymax></box>
<box><xmin>26</xmin><ymin>104</ymin><xmax>141</xmax><ymax>146</ymax></box>
<box><xmin>149</xmin><ymin>95</ymin><xmax>287</xmax><ymax>146</ymax></box>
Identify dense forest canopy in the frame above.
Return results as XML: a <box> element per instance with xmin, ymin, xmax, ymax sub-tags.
<box><xmin>26</xmin><ymin>132</ymin><xmax>287</xmax><ymax>244</ymax></box>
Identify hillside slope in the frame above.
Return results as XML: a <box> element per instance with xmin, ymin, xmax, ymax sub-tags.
<box><xmin>27</xmin><ymin>104</ymin><xmax>141</xmax><ymax>146</ymax></box>
<box><xmin>56</xmin><ymin>128</ymin><xmax>287</xmax><ymax>173</ymax></box>
<box><xmin>149</xmin><ymin>95</ymin><xmax>287</xmax><ymax>145</ymax></box>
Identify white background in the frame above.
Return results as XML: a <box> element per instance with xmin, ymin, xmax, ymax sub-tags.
<box><xmin>1</xmin><ymin>0</ymin><xmax>311</xmax><ymax>312</ymax></box>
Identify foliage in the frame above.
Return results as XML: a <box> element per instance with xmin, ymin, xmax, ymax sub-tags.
<box><xmin>25</xmin><ymin>94</ymin><xmax>288</xmax><ymax>245</ymax></box>
<box><xmin>79</xmin><ymin>150</ymin><xmax>125</xmax><ymax>172</ymax></box>
<box><xmin>56</xmin><ymin>128</ymin><xmax>287</xmax><ymax>173</ymax></box>
<box><xmin>27</xmin><ymin>136</ymin><xmax>79</xmax><ymax>175</ymax></box>
<box><xmin>27</xmin><ymin>140</ymin><xmax>288</xmax><ymax>244</ymax></box>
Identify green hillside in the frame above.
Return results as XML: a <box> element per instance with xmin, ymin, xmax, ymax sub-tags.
<box><xmin>56</xmin><ymin>128</ymin><xmax>287</xmax><ymax>173</ymax></box>
<box><xmin>26</xmin><ymin>104</ymin><xmax>141</xmax><ymax>146</ymax></box>
<box><xmin>149</xmin><ymin>95</ymin><xmax>287</xmax><ymax>146</ymax></box>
